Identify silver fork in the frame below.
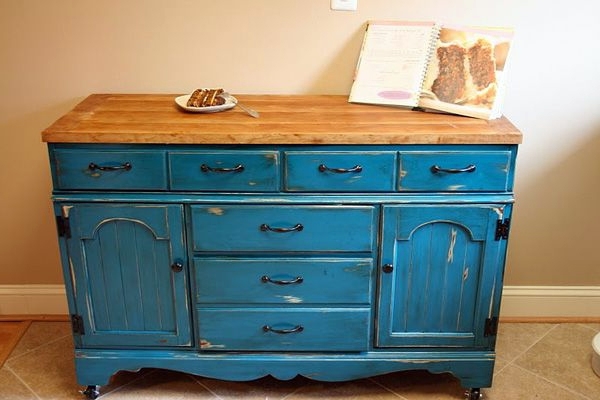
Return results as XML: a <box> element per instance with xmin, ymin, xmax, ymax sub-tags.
<box><xmin>220</xmin><ymin>92</ymin><xmax>260</xmax><ymax>118</ymax></box>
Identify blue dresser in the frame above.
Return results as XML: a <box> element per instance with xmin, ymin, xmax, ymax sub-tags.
<box><xmin>43</xmin><ymin>94</ymin><xmax>521</xmax><ymax>399</ymax></box>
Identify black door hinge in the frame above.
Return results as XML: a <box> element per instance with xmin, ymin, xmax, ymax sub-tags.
<box><xmin>56</xmin><ymin>216</ymin><xmax>71</xmax><ymax>238</ymax></box>
<box><xmin>495</xmin><ymin>218</ymin><xmax>510</xmax><ymax>241</ymax></box>
<box><xmin>71</xmin><ymin>314</ymin><xmax>85</xmax><ymax>335</ymax></box>
<box><xmin>484</xmin><ymin>317</ymin><xmax>499</xmax><ymax>337</ymax></box>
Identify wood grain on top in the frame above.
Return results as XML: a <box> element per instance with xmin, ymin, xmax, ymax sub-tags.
<box><xmin>42</xmin><ymin>94</ymin><xmax>522</xmax><ymax>145</ymax></box>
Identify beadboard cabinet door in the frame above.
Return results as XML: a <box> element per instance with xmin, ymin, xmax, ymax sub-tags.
<box><xmin>377</xmin><ymin>204</ymin><xmax>509</xmax><ymax>348</ymax></box>
<box><xmin>59</xmin><ymin>203</ymin><xmax>192</xmax><ymax>348</ymax></box>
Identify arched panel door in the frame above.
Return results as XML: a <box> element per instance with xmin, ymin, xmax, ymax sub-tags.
<box><xmin>377</xmin><ymin>205</ymin><xmax>507</xmax><ymax>348</ymax></box>
<box><xmin>63</xmin><ymin>203</ymin><xmax>191</xmax><ymax>348</ymax></box>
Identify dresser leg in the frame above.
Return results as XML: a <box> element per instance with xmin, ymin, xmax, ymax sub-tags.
<box><xmin>82</xmin><ymin>385</ymin><xmax>100</xmax><ymax>399</ymax></box>
<box><xmin>465</xmin><ymin>388</ymin><xmax>482</xmax><ymax>399</ymax></box>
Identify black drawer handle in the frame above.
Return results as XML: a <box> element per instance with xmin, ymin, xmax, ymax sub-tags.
<box><xmin>318</xmin><ymin>164</ymin><xmax>363</xmax><ymax>173</ymax></box>
<box><xmin>262</xmin><ymin>325</ymin><xmax>304</xmax><ymax>334</ymax></box>
<box><xmin>200</xmin><ymin>164</ymin><xmax>245</xmax><ymax>173</ymax></box>
<box><xmin>261</xmin><ymin>275</ymin><xmax>304</xmax><ymax>285</ymax></box>
<box><xmin>88</xmin><ymin>162</ymin><xmax>132</xmax><ymax>171</ymax></box>
<box><xmin>430</xmin><ymin>164</ymin><xmax>476</xmax><ymax>174</ymax></box>
<box><xmin>260</xmin><ymin>223</ymin><xmax>304</xmax><ymax>233</ymax></box>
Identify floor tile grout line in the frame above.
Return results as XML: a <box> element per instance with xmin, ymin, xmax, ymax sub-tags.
<box><xmin>578</xmin><ymin>323</ymin><xmax>600</xmax><ymax>334</ymax></box>
<box><xmin>492</xmin><ymin>357</ymin><xmax>511</xmax><ymax>375</ymax></box>
<box><xmin>493</xmin><ymin>323</ymin><xmax>561</xmax><ymax>377</ymax></box>
<box><xmin>367</xmin><ymin>376</ymin><xmax>410</xmax><ymax>400</ymax></box>
<box><xmin>504</xmin><ymin>323</ymin><xmax>560</xmax><ymax>365</ymax></box>
<box><xmin>4</xmin><ymin>364</ymin><xmax>43</xmax><ymax>400</ymax></box>
<box><xmin>97</xmin><ymin>368</ymin><xmax>161</xmax><ymax>399</ymax></box>
<box><xmin>280</xmin><ymin>383</ymin><xmax>309</xmax><ymax>400</ymax></box>
<box><xmin>103</xmin><ymin>368</ymin><xmax>223</xmax><ymax>399</ymax></box>
<box><xmin>508</xmin><ymin>323</ymin><xmax>598</xmax><ymax>400</ymax></box>
<box><xmin>510</xmin><ymin>362</ymin><xmax>595</xmax><ymax>400</ymax></box>
<box><xmin>6</xmin><ymin>332</ymin><xmax>72</xmax><ymax>364</ymax></box>
<box><xmin>188</xmin><ymin>374</ymin><xmax>226</xmax><ymax>399</ymax></box>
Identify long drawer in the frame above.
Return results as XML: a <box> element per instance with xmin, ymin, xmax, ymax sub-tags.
<box><xmin>52</xmin><ymin>149</ymin><xmax>167</xmax><ymax>190</ymax></box>
<box><xmin>190</xmin><ymin>205</ymin><xmax>376</xmax><ymax>252</ymax></box>
<box><xmin>398</xmin><ymin>151</ymin><xmax>512</xmax><ymax>192</ymax></box>
<box><xmin>197</xmin><ymin>307</ymin><xmax>370</xmax><ymax>351</ymax></box>
<box><xmin>193</xmin><ymin>258</ymin><xmax>373</xmax><ymax>304</ymax></box>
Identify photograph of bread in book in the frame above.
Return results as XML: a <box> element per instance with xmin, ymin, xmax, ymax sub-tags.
<box><xmin>348</xmin><ymin>21</ymin><xmax>514</xmax><ymax>120</ymax></box>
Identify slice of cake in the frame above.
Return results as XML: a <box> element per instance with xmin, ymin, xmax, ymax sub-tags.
<box><xmin>187</xmin><ymin>88</ymin><xmax>226</xmax><ymax>107</ymax></box>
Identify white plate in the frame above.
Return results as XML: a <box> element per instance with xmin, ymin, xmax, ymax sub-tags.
<box><xmin>175</xmin><ymin>93</ymin><xmax>237</xmax><ymax>113</ymax></box>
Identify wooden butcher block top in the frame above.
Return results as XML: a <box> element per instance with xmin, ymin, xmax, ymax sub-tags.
<box><xmin>42</xmin><ymin>94</ymin><xmax>522</xmax><ymax>145</ymax></box>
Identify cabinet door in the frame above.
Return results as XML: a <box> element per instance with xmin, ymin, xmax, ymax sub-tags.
<box><xmin>62</xmin><ymin>203</ymin><xmax>191</xmax><ymax>347</ymax></box>
<box><xmin>377</xmin><ymin>205</ymin><xmax>507</xmax><ymax>348</ymax></box>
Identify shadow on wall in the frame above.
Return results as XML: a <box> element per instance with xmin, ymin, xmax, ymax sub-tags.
<box><xmin>506</xmin><ymin>127</ymin><xmax>600</xmax><ymax>286</ymax></box>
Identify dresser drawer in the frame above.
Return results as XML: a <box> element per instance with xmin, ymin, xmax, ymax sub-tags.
<box><xmin>284</xmin><ymin>151</ymin><xmax>396</xmax><ymax>192</ymax></box>
<box><xmin>52</xmin><ymin>149</ymin><xmax>167</xmax><ymax>190</ymax></box>
<box><xmin>398</xmin><ymin>151</ymin><xmax>511</xmax><ymax>192</ymax></box>
<box><xmin>194</xmin><ymin>258</ymin><xmax>373</xmax><ymax>304</ymax></box>
<box><xmin>169</xmin><ymin>151</ymin><xmax>279</xmax><ymax>191</ymax></box>
<box><xmin>198</xmin><ymin>307</ymin><xmax>370</xmax><ymax>351</ymax></box>
<box><xmin>190</xmin><ymin>205</ymin><xmax>376</xmax><ymax>252</ymax></box>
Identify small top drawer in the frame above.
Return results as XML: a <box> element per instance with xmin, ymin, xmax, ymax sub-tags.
<box><xmin>284</xmin><ymin>151</ymin><xmax>396</xmax><ymax>192</ymax></box>
<box><xmin>169</xmin><ymin>151</ymin><xmax>280</xmax><ymax>191</ymax></box>
<box><xmin>190</xmin><ymin>205</ymin><xmax>376</xmax><ymax>253</ymax></box>
<box><xmin>398</xmin><ymin>151</ymin><xmax>512</xmax><ymax>192</ymax></box>
<box><xmin>52</xmin><ymin>149</ymin><xmax>167</xmax><ymax>190</ymax></box>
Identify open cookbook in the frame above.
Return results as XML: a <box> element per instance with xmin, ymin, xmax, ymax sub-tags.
<box><xmin>349</xmin><ymin>20</ymin><xmax>514</xmax><ymax>120</ymax></box>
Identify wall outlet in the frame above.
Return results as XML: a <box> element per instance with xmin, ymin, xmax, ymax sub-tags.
<box><xmin>331</xmin><ymin>0</ymin><xmax>357</xmax><ymax>11</ymax></box>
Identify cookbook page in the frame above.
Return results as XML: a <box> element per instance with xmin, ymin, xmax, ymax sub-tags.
<box><xmin>349</xmin><ymin>21</ymin><xmax>438</xmax><ymax>107</ymax></box>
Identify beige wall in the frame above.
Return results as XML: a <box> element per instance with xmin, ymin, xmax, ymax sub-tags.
<box><xmin>1</xmin><ymin>0</ymin><xmax>599</xmax><ymax>286</ymax></box>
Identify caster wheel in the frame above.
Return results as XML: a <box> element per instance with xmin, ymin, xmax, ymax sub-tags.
<box><xmin>465</xmin><ymin>388</ymin><xmax>482</xmax><ymax>400</ymax></box>
<box><xmin>82</xmin><ymin>385</ymin><xmax>100</xmax><ymax>399</ymax></box>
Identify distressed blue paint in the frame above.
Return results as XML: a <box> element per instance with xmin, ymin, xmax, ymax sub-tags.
<box><xmin>48</xmin><ymin>142</ymin><xmax>517</xmax><ymax>395</ymax></box>
<box><xmin>65</xmin><ymin>204</ymin><xmax>191</xmax><ymax>347</ymax></box>
<box><xmin>399</xmin><ymin>151</ymin><xmax>511</xmax><ymax>192</ymax></box>
<box><xmin>284</xmin><ymin>151</ymin><xmax>397</xmax><ymax>192</ymax></box>
<box><xmin>53</xmin><ymin>148</ymin><xmax>168</xmax><ymax>190</ymax></box>
<box><xmin>378</xmin><ymin>205</ymin><xmax>505</xmax><ymax>348</ymax></box>
<box><xmin>194</xmin><ymin>258</ymin><xmax>373</xmax><ymax>304</ymax></box>
<box><xmin>190</xmin><ymin>205</ymin><xmax>376</xmax><ymax>253</ymax></box>
<box><xmin>169</xmin><ymin>150</ymin><xmax>280</xmax><ymax>191</ymax></box>
<box><xmin>197</xmin><ymin>307</ymin><xmax>370</xmax><ymax>351</ymax></box>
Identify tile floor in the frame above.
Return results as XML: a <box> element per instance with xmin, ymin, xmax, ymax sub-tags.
<box><xmin>1</xmin><ymin>321</ymin><xmax>599</xmax><ymax>399</ymax></box>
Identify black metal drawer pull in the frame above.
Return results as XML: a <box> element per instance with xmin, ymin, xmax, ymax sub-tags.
<box><xmin>261</xmin><ymin>275</ymin><xmax>304</xmax><ymax>285</ymax></box>
<box><xmin>262</xmin><ymin>325</ymin><xmax>304</xmax><ymax>334</ymax></box>
<box><xmin>318</xmin><ymin>164</ymin><xmax>363</xmax><ymax>173</ymax></box>
<box><xmin>430</xmin><ymin>164</ymin><xmax>476</xmax><ymax>174</ymax></box>
<box><xmin>200</xmin><ymin>164</ymin><xmax>245</xmax><ymax>173</ymax></box>
<box><xmin>260</xmin><ymin>223</ymin><xmax>304</xmax><ymax>233</ymax></box>
<box><xmin>88</xmin><ymin>162</ymin><xmax>132</xmax><ymax>171</ymax></box>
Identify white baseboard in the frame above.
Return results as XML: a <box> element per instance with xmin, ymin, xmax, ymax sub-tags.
<box><xmin>0</xmin><ymin>284</ymin><xmax>599</xmax><ymax>318</ymax></box>
<box><xmin>500</xmin><ymin>286</ymin><xmax>600</xmax><ymax>318</ymax></box>
<box><xmin>0</xmin><ymin>285</ymin><xmax>68</xmax><ymax>315</ymax></box>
